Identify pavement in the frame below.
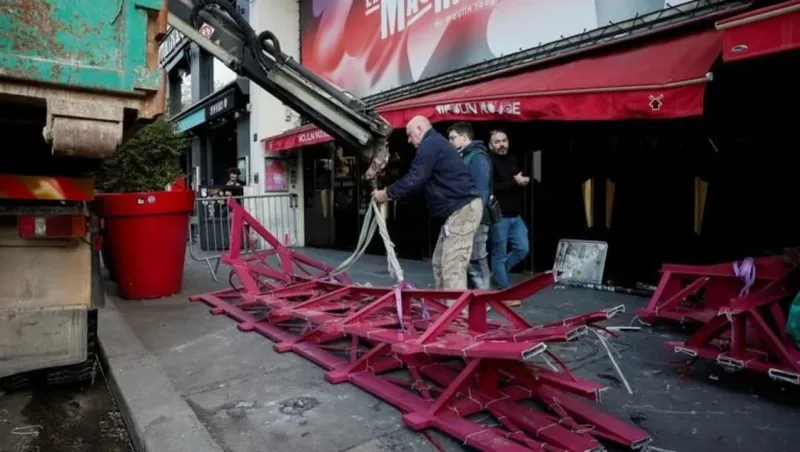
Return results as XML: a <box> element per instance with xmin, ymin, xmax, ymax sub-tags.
<box><xmin>99</xmin><ymin>248</ymin><xmax>800</xmax><ymax>452</ymax></box>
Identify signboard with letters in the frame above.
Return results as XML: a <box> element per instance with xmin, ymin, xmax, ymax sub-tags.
<box><xmin>205</xmin><ymin>89</ymin><xmax>237</xmax><ymax>120</ymax></box>
<box><xmin>301</xmin><ymin>0</ymin><xmax>696</xmax><ymax>97</ymax></box>
<box><xmin>158</xmin><ymin>27</ymin><xmax>187</xmax><ymax>64</ymax></box>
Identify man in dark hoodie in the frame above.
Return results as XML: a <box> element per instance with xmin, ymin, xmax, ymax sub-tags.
<box><xmin>447</xmin><ymin>122</ymin><xmax>492</xmax><ymax>290</ymax></box>
<box><xmin>372</xmin><ymin>116</ymin><xmax>482</xmax><ymax>292</ymax></box>
<box><xmin>489</xmin><ymin>130</ymin><xmax>530</xmax><ymax>302</ymax></box>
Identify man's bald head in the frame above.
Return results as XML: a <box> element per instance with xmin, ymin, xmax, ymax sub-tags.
<box><xmin>405</xmin><ymin>115</ymin><xmax>432</xmax><ymax>148</ymax></box>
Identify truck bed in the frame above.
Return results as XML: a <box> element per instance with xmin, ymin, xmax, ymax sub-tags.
<box><xmin>0</xmin><ymin>0</ymin><xmax>166</xmax><ymax>385</ymax></box>
<box><xmin>0</xmin><ymin>0</ymin><xmax>166</xmax><ymax>159</ymax></box>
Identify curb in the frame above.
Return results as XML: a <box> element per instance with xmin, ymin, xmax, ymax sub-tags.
<box><xmin>98</xmin><ymin>298</ymin><xmax>224</xmax><ymax>452</ymax></box>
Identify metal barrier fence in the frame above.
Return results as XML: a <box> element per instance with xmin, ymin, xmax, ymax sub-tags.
<box><xmin>188</xmin><ymin>193</ymin><xmax>299</xmax><ymax>280</ymax></box>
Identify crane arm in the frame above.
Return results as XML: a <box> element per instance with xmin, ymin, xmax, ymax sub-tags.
<box><xmin>166</xmin><ymin>0</ymin><xmax>393</xmax><ymax>185</ymax></box>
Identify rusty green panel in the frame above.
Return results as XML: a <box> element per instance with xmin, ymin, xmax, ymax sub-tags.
<box><xmin>0</xmin><ymin>0</ymin><xmax>162</xmax><ymax>94</ymax></box>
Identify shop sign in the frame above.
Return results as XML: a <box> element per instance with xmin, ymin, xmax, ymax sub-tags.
<box><xmin>298</xmin><ymin>129</ymin><xmax>331</xmax><ymax>144</ymax></box>
<box><xmin>205</xmin><ymin>90</ymin><xmax>237</xmax><ymax>120</ymax></box>
<box><xmin>303</xmin><ymin>0</ymin><xmax>692</xmax><ymax>97</ymax></box>
<box><xmin>159</xmin><ymin>27</ymin><xmax>187</xmax><ymax>64</ymax></box>
<box><xmin>434</xmin><ymin>100</ymin><xmax>522</xmax><ymax>117</ymax></box>
<box><xmin>649</xmin><ymin>94</ymin><xmax>664</xmax><ymax>111</ymax></box>
<box><xmin>367</xmin><ymin>0</ymin><xmax>497</xmax><ymax>40</ymax></box>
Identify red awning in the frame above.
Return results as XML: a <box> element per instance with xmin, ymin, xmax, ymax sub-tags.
<box><xmin>716</xmin><ymin>0</ymin><xmax>800</xmax><ymax>62</ymax></box>
<box><xmin>381</xmin><ymin>30</ymin><xmax>721</xmax><ymax>125</ymax></box>
<box><xmin>264</xmin><ymin>124</ymin><xmax>332</xmax><ymax>153</ymax></box>
<box><xmin>263</xmin><ymin>30</ymin><xmax>722</xmax><ymax>153</ymax></box>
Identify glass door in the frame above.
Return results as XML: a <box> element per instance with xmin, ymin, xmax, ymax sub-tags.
<box><xmin>331</xmin><ymin>145</ymin><xmax>360</xmax><ymax>251</ymax></box>
<box><xmin>302</xmin><ymin>145</ymin><xmax>335</xmax><ymax>248</ymax></box>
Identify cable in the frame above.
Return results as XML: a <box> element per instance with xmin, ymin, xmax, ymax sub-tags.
<box><xmin>329</xmin><ymin>200</ymin><xmax>403</xmax><ymax>284</ymax></box>
<box><xmin>329</xmin><ymin>200</ymin><xmax>378</xmax><ymax>276</ymax></box>
<box><xmin>371</xmin><ymin>200</ymin><xmax>403</xmax><ymax>282</ymax></box>
<box><xmin>589</xmin><ymin>328</ymin><xmax>633</xmax><ymax>395</ymax></box>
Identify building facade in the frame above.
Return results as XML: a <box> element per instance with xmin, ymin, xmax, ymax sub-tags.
<box><xmin>160</xmin><ymin>14</ymin><xmax>250</xmax><ymax>188</ymax></box>
<box><xmin>247</xmin><ymin>0</ymin><xmax>306</xmax><ymax>246</ymax></box>
<box><xmin>261</xmin><ymin>0</ymin><xmax>760</xmax><ymax>281</ymax></box>
<box><xmin>162</xmin><ymin>0</ymin><xmax>800</xmax><ymax>285</ymax></box>
<box><xmin>158</xmin><ymin>0</ymin><xmax>304</xmax><ymax>246</ymax></box>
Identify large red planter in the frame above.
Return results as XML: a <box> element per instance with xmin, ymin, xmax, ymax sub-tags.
<box><xmin>95</xmin><ymin>190</ymin><xmax>195</xmax><ymax>300</ymax></box>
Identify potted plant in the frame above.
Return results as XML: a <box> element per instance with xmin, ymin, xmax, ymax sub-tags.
<box><xmin>94</xmin><ymin>118</ymin><xmax>195</xmax><ymax>300</ymax></box>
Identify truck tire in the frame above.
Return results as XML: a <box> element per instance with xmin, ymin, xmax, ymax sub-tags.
<box><xmin>0</xmin><ymin>309</ymin><xmax>99</xmax><ymax>392</ymax></box>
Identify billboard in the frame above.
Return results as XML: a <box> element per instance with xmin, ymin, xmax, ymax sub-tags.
<box><xmin>300</xmin><ymin>0</ymin><xmax>694</xmax><ymax>98</ymax></box>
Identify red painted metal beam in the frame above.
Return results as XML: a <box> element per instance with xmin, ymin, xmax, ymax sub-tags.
<box><xmin>636</xmin><ymin>254</ymin><xmax>798</xmax><ymax>324</ymax></box>
<box><xmin>633</xmin><ymin>252</ymin><xmax>800</xmax><ymax>384</ymax></box>
<box><xmin>189</xmin><ymin>200</ymin><xmax>651</xmax><ymax>451</ymax></box>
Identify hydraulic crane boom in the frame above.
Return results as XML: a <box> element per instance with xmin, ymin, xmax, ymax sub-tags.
<box><xmin>166</xmin><ymin>0</ymin><xmax>393</xmax><ymax>185</ymax></box>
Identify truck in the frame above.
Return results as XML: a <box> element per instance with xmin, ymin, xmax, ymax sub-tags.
<box><xmin>0</xmin><ymin>1</ymin><xmax>166</xmax><ymax>388</ymax></box>
<box><xmin>0</xmin><ymin>0</ymin><xmax>392</xmax><ymax>389</ymax></box>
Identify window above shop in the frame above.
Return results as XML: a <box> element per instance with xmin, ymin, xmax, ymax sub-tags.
<box><xmin>213</xmin><ymin>58</ymin><xmax>238</xmax><ymax>92</ymax></box>
<box><xmin>179</xmin><ymin>68</ymin><xmax>193</xmax><ymax>112</ymax></box>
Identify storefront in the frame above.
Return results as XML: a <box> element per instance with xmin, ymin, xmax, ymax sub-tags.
<box><xmin>263</xmin><ymin>0</ymin><xmax>791</xmax><ymax>284</ymax></box>
<box><xmin>695</xmin><ymin>0</ymin><xmax>800</xmax><ymax>264</ymax></box>
<box><xmin>159</xmin><ymin>0</ymin><xmax>252</xmax><ymax>189</ymax></box>
<box><xmin>171</xmin><ymin>80</ymin><xmax>250</xmax><ymax>187</ymax></box>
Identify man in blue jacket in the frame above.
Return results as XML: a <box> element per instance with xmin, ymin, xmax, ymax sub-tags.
<box><xmin>372</xmin><ymin>116</ymin><xmax>482</xmax><ymax>291</ymax></box>
<box><xmin>447</xmin><ymin>122</ymin><xmax>492</xmax><ymax>290</ymax></box>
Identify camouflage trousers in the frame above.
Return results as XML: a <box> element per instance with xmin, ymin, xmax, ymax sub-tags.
<box><xmin>431</xmin><ymin>198</ymin><xmax>483</xmax><ymax>291</ymax></box>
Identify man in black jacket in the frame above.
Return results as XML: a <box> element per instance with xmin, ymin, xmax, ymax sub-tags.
<box><xmin>372</xmin><ymin>116</ymin><xmax>482</xmax><ymax>291</ymax></box>
<box><xmin>489</xmin><ymin>130</ymin><xmax>530</xmax><ymax>298</ymax></box>
<box><xmin>448</xmin><ymin>122</ymin><xmax>492</xmax><ymax>290</ymax></box>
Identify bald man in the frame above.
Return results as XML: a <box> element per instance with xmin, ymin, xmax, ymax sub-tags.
<box><xmin>373</xmin><ymin>116</ymin><xmax>482</xmax><ymax>291</ymax></box>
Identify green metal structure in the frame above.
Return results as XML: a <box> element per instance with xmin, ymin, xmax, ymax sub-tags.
<box><xmin>0</xmin><ymin>0</ymin><xmax>165</xmax><ymax>158</ymax></box>
<box><xmin>0</xmin><ymin>0</ymin><xmax>162</xmax><ymax>93</ymax></box>
<box><xmin>0</xmin><ymin>0</ymin><xmax>166</xmax><ymax>387</ymax></box>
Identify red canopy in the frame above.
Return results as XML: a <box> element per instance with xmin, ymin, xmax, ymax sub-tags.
<box><xmin>264</xmin><ymin>124</ymin><xmax>332</xmax><ymax>153</ymax></box>
<box><xmin>716</xmin><ymin>0</ymin><xmax>800</xmax><ymax>62</ymax></box>
<box><xmin>263</xmin><ymin>30</ymin><xmax>722</xmax><ymax>153</ymax></box>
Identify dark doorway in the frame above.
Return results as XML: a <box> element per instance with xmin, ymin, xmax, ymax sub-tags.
<box><xmin>209</xmin><ymin>120</ymin><xmax>238</xmax><ymax>185</ymax></box>
<box><xmin>302</xmin><ymin>144</ymin><xmax>335</xmax><ymax>248</ymax></box>
<box><xmin>332</xmin><ymin>144</ymin><xmax>361</xmax><ymax>251</ymax></box>
<box><xmin>370</xmin><ymin>132</ymin><xmax>432</xmax><ymax>261</ymax></box>
<box><xmin>302</xmin><ymin>143</ymin><xmax>361</xmax><ymax>251</ymax></box>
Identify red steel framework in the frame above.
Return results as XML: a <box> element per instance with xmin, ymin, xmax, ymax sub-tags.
<box><xmin>191</xmin><ymin>200</ymin><xmax>651</xmax><ymax>451</ymax></box>
<box><xmin>636</xmin><ymin>253</ymin><xmax>800</xmax><ymax>384</ymax></box>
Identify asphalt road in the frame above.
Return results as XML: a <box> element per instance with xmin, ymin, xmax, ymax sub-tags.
<box><xmin>0</xmin><ymin>374</ymin><xmax>133</xmax><ymax>452</ymax></box>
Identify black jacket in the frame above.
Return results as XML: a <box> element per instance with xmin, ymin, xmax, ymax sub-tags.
<box><xmin>460</xmin><ymin>141</ymin><xmax>492</xmax><ymax>225</ymax></box>
<box><xmin>491</xmin><ymin>152</ymin><xmax>524</xmax><ymax>218</ymax></box>
<box><xmin>387</xmin><ymin>129</ymin><xmax>478</xmax><ymax>218</ymax></box>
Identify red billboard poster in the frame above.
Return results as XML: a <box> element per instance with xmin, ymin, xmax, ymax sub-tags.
<box><xmin>265</xmin><ymin>158</ymin><xmax>288</xmax><ymax>191</ymax></box>
<box><xmin>301</xmin><ymin>0</ymin><xmax>687</xmax><ymax>98</ymax></box>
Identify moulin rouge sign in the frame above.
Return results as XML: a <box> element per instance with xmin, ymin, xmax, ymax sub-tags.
<box><xmin>367</xmin><ymin>0</ymin><xmax>498</xmax><ymax>40</ymax></box>
<box><xmin>435</xmin><ymin>100</ymin><xmax>522</xmax><ymax>117</ymax></box>
<box><xmin>298</xmin><ymin>129</ymin><xmax>331</xmax><ymax>144</ymax></box>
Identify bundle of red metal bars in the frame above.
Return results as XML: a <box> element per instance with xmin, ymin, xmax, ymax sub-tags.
<box><xmin>637</xmin><ymin>252</ymin><xmax>800</xmax><ymax>384</ymax></box>
<box><xmin>191</xmin><ymin>200</ymin><xmax>651</xmax><ymax>451</ymax></box>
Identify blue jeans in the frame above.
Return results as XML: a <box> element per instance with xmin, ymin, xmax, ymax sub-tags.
<box><xmin>468</xmin><ymin>224</ymin><xmax>491</xmax><ymax>290</ymax></box>
<box><xmin>491</xmin><ymin>216</ymin><xmax>530</xmax><ymax>289</ymax></box>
